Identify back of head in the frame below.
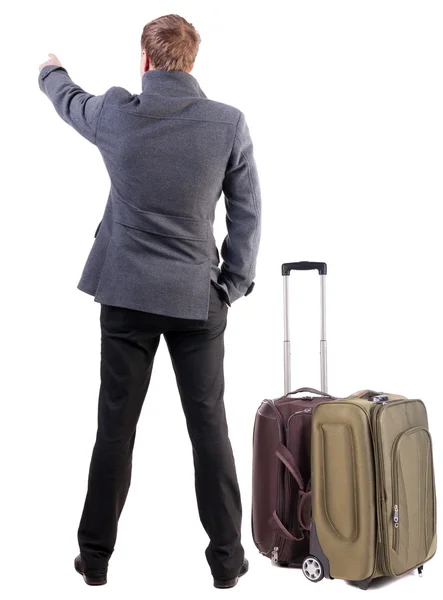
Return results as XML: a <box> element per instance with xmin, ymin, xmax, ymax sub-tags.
<box><xmin>140</xmin><ymin>14</ymin><xmax>201</xmax><ymax>72</ymax></box>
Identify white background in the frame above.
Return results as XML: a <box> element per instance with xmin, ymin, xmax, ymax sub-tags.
<box><xmin>2</xmin><ymin>0</ymin><xmax>442</xmax><ymax>598</ymax></box>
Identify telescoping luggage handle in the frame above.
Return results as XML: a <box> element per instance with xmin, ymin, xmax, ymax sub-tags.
<box><xmin>282</xmin><ymin>262</ymin><xmax>328</xmax><ymax>395</ymax></box>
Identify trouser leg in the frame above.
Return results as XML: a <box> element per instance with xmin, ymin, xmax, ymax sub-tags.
<box><xmin>164</xmin><ymin>284</ymin><xmax>244</xmax><ymax>579</ymax></box>
<box><xmin>78</xmin><ymin>304</ymin><xmax>160</xmax><ymax>571</ymax></box>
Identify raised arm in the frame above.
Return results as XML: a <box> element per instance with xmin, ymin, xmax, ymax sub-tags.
<box><xmin>219</xmin><ymin>112</ymin><xmax>262</xmax><ymax>303</ymax></box>
<box><xmin>38</xmin><ymin>62</ymin><xmax>107</xmax><ymax>145</ymax></box>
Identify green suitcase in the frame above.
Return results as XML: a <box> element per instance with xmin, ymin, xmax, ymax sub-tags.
<box><xmin>304</xmin><ymin>390</ymin><xmax>437</xmax><ymax>589</ymax></box>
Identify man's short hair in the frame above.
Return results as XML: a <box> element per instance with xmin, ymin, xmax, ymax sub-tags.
<box><xmin>141</xmin><ymin>14</ymin><xmax>201</xmax><ymax>72</ymax></box>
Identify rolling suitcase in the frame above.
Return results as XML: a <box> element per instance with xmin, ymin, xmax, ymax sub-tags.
<box><xmin>304</xmin><ymin>389</ymin><xmax>437</xmax><ymax>589</ymax></box>
<box><xmin>252</xmin><ymin>261</ymin><xmax>338</xmax><ymax>567</ymax></box>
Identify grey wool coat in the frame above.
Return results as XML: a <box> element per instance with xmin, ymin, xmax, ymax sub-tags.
<box><xmin>38</xmin><ymin>65</ymin><xmax>262</xmax><ymax>320</ymax></box>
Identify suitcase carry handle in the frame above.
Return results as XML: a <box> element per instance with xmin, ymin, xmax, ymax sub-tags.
<box><xmin>298</xmin><ymin>490</ymin><xmax>312</xmax><ymax>531</ymax></box>
<box><xmin>282</xmin><ymin>262</ymin><xmax>328</xmax><ymax>394</ymax></box>
<box><xmin>269</xmin><ymin>511</ymin><xmax>304</xmax><ymax>542</ymax></box>
<box><xmin>268</xmin><ymin>443</ymin><xmax>308</xmax><ymax>542</ymax></box>
<box><xmin>276</xmin><ymin>442</ymin><xmax>305</xmax><ymax>489</ymax></box>
<box><xmin>350</xmin><ymin>389</ymin><xmax>408</xmax><ymax>401</ymax></box>
<box><xmin>351</xmin><ymin>389</ymin><xmax>383</xmax><ymax>399</ymax></box>
<box><xmin>284</xmin><ymin>387</ymin><xmax>335</xmax><ymax>399</ymax></box>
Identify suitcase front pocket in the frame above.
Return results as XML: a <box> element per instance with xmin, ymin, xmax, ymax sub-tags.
<box><xmin>391</xmin><ymin>427</ymin><xmax>436</xmax><ymax>571</ymax></box>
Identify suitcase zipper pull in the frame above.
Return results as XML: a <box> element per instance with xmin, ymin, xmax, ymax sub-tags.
<box><xmin>393</xmin><ymin>504</ymin><xmax>399</xmax><ymax>528</ymax></box>
<box><xmin>271</xmin><ymin>547</ymin><xmax>279</xmax><ymax>563</ymax></box>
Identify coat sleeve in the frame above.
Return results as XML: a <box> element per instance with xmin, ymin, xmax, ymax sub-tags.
<box><xmin>219</xmin><ymin>112</ymin><xmax>262</xmax><ymax>303</ymax></box>
<box><xmin>38</xmin><ymin>65</ymin><xmax>107</xmax><ymax>144</ymax></box>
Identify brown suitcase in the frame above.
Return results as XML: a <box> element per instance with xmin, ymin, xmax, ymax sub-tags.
<box><xmin>252</xmin><ymin>262</ymin><xmax>337</xmax><ymax>566</ymax></box>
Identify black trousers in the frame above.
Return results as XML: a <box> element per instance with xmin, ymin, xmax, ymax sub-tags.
<box><xmin>77</xmin><ymin>283</ymin><xmax>244</xmax><ymax>579</ymax></box>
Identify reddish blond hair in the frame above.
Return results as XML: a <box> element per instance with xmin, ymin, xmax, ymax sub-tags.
<box><xmin>140</xmin><ymin>14</ymin><xmax>201</xmax><ymax>72</ymax></box>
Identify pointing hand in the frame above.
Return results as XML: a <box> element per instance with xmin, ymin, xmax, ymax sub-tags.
<box><xmin>39</xmin><ymin>53</ymin><xmax>62</xmax><ymax>72</ymax></box>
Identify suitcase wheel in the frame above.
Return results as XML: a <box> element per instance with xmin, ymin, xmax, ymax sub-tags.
<box><xmin>302</xmin><ymin>556</ymin><xmax>324</xmax><ymax>582</ymax></box>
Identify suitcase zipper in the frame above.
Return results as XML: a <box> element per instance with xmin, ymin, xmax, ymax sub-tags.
<box><xmin>391</xmin><ymin>429</ymin><xmax>402</xmax><ymax>555</ymax></box>
<box><xmin>391</xmin><ymin>426</ymin><xmax>431</xmax><ymax>556</ymax></box>
<box><xmin>373</xmin><ymin>400</ymin><xmax>424</xmax><ymax>575</ymax></box>
<box><xmin>372</xmin><ymin>402</ymin><xmax>389</xmax><ymax>574</ymax></box>
<box><xmin>263</xmin><ymin>400</ymin><xmax>286</xmax><ymax>439</ymax></box>
<box><xmin>264</xmin><ymin>401</ymin><xmax>312</xmax><ymax>564</ymax></box>
<box><xmin>263</xmin><ymin>400</ymin><xmax>287</xmax><ymax>562</ymax></box>
<box><xmin>371</xmin><ymin>399</ymin><xmax>408</xmax><ymax>575</ymax></box>
<box><xmin>272</xmin><ymin>401</ymin><xmax>310</xmax><ymax>563</ymax></box>
<box><xmin>286</xmin><ymin>410</ymin><xmax>310</xmax><ymax>540</ymax></box>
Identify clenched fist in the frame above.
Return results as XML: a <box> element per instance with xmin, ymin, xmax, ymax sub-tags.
<box><xmin>39</xmin><ymin>53</ymin><xmax>62</xmax><ymax>72</ymax></box>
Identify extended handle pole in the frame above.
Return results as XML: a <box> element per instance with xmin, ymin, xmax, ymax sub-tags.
<box><xmin>283</xmin><ymin>275</ymin><xmax>291</xmax><ymax>395</ymax></box>
<box><xmin>282</xmin><ymin>262</ymin><xmax>328</xmax><ymax>395</ymax></box>
<box><xmin>320</xmin><ymin>274</ymin><xmax>328</xmax><ymax>393</ymax></box>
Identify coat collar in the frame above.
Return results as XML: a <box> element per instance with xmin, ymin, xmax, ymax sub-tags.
<box><xmin>141</xmin><ymin>70</ymin><xmax>207</xmax><ymax>98</ymax></box>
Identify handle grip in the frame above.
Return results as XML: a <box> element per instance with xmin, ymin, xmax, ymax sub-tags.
<box><xmin>284</xmin><ymin>387</ymin><xmax>335</xmax><ymax>399</ymax></box>
<box><xmin>282</xmin><ymin>261</ymin><xmax>327</xmax><ymax>276</ymax></box>
<box><xmin>269</xmin><ymin>442</ymin><xmax>306</xmax><ymax>543</ymax></box>
<box><xmin>350</xmin><ymin>389</ymin><xmax>408</xmax><ymax>402</ymax></box>
<box><xmin>351</xmin><ymin>389</ymin><xmax>383</xmax><ymax>400</ymax></box>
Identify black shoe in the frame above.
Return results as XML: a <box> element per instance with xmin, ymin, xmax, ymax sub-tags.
<box><xmin>74</xmin><ymin>555</ymin><xmax>107</xmax><ymax>586</ymax></box>
<box><xmin>213</xmin><ymin>559</ymin><xmax>249</xmax><ymax>589</ymax></box>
